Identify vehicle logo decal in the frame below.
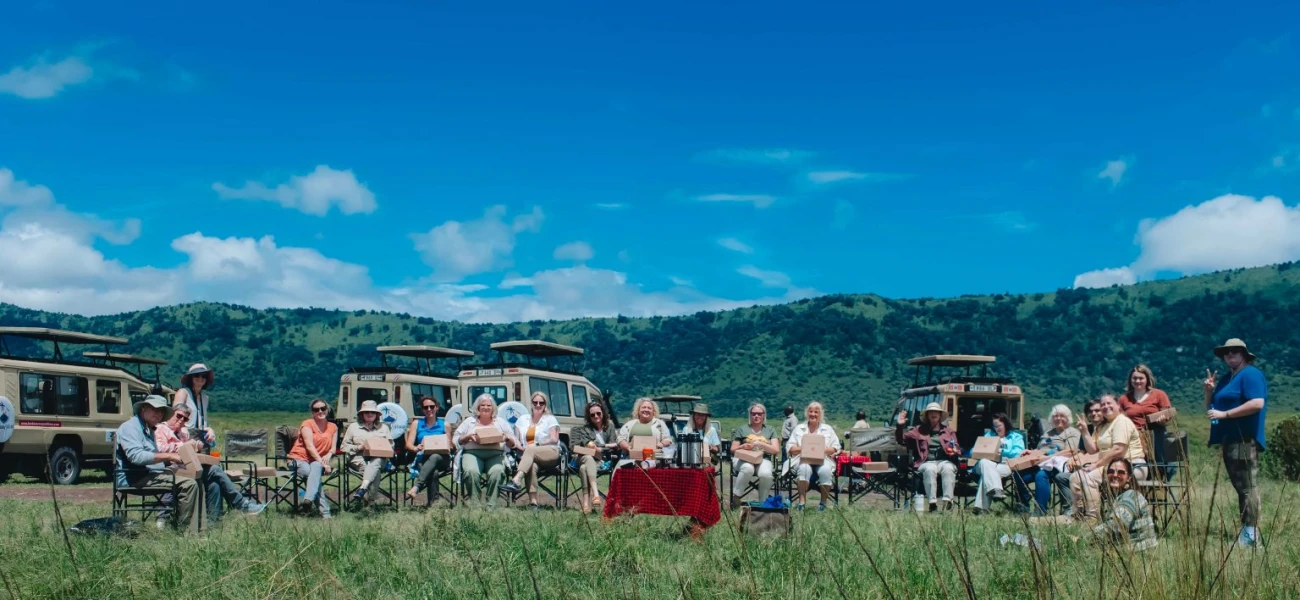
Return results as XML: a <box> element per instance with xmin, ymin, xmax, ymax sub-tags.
<box><xmin>0</xmin><ymin>396</ymin><xmax>14</xmax><ymax>444</ymax></box>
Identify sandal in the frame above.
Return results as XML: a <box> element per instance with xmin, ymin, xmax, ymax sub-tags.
<box><xmin>591</xmin><ymin>495</ymin><xmax>603</xmax><ymax>507</ymax></box>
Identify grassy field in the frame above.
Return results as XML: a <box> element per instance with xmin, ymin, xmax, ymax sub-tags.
<box><xmin>1</xmin><ymin>413</ymin><xmax>1297</xmax><ymax>599</ymax></box>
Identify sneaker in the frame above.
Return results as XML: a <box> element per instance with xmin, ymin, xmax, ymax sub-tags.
<box><xmin>242</xmin><ymin>502</ymin><xmax>267</xmax><ymax>516</ymax></box>
<box><xmin>1238</xmin><ymin>529</ymin><xmax>1260</xmax><ymax>548</ymax></box>
<box><xmin>817</xmin><ymin>503</ymin><xmax>827</xmax><ymax>512</ymax></box>
<box><xmin>501</xmin><ymin>481</ymin><xmax>523</xmax><ymax>494</ymax></box>
<box><xmin>796</xmin><ymin>503</ymin><xmax>805</xmax><ymax>511</ymax></box>
<box><xmin>530</xmin><ymin>503</ymin><xmax>540</xmax><ymax>512</ymax></box>
<box><xmin>155</xmin><ymin>517</ymin><xmax>169</xmax><ymax>530</ymax></box>
<box><xmin>990</xmin><ymin>489</ymin><xmax>1006</xmax><ymax>501</ymax></box>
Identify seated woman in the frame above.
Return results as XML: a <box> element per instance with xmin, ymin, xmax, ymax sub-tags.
<box><xmin>404</xmin><ymin>396</ymin><xmax>450</xmax><ymax>503</ymax></box>
<box><xmin>972</xmin><ymin>412</ymin><xmax>1026</xmax><ymax>514</ymax></box>
<box><xmin>1069</xmin><ymin>394</ymin><xmax>1149</xmax><ymax>522</ymax></box>
<box><xmin>1030</xmin><ymin>404</ymin><xmax>1082</xmax><ymax>514</ymax></box>
<box><xmin>617</xmin><ymin>397</ymin><xmax>674</xmax><ymax>458</ymax></box>
<box><xmin>730</xmin><ymin>403</ymin><xmax>780</xmax><ymax>508</ymax></box>
<box><xmin>453</xmin><ymin>394</ymin><xmax>522</xmax><ymax>509</ymax></box>
<box><xmin>287</xmin><ymin>399</ymin><xmax>339</xmax><ymax>518</ymax></box>
<box><xmin>155</xmin><ymin>401</ymin><xmax>266</xmax><ymax>521</ymax></box>
<box><xmin>501</xmin><ymin>392</ymin><xmax>562</xmax><ymax>510</ymax></box>
<box><xmin>786</xmin><ymin>401</ymin><xmax>841</xmax><ymax>511</ymax></box>
<box><xmin>1089</xmin><ymin>458</ymin><xmax>1158</xmax><ymax>552</ymax></box>
<box><xmin>340</xmin><ymin>400</ymin><xmax>392</xmax><ymax>508</ymax></box>
<box><xmin>895</xmin><ymin>402</ymin><xmax>961</xmax><ymax>511</ymax></box>
<box><xmin>570</xmin><ymin>401</ymin><xmax>618</xmax><ymax>513</ymax></box>
<box><xmin>681</xmin><ymin>403</ymin><xmax>721</xmax><ymax>463</ymax></box>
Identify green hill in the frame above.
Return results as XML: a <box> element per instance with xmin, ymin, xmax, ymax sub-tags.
<box><xmin>2</xmin><ymin>262</ymin><xmax>1298</xmax><ymax>418</ymax></box>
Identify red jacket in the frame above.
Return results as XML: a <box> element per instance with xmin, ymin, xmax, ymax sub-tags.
<box><xmin>895</xmin><ymin>423</ymin><xmax>961</xmax><ymax>468</ymax></box>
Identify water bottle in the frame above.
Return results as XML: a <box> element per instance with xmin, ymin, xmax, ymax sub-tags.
<box><xmin>913</xmin><ymin>494</ymin><xmax>926</xmax><ymax>512</ymax></box>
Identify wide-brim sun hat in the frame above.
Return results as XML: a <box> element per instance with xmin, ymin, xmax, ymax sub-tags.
<box><xmin>1214</xmin><ymin>338</ymin><xmax>1257</xmax><ymax>362</ymax></box>
<box><xmin>180</xmin><ymin>363</ymin><xmax>215</xmax><ymax>388</ymax></box>
<box><xmin>357</xmin><ymin>400</ymin><xmax>382</xmax><ymax>415</ymax></box>
<box><xmin>690</xmin><ymin>402</ymin><xmax>711</xmax><ymax>417</ymax></box>
<box><xmin>921</xmin><ymin>401</ymin><xmax>948</xmax><ymax>420</ymax></box>
<box><xmin>133</xmin><ymin>395</ymin><xmax>175</xmax><ymax>420</ymax></box>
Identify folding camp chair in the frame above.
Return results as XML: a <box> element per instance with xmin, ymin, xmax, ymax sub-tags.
<box><xmin>562</xmin><ymin>447</ymin><xmax>619</xmax><ymax>510</ymax></box>
<box><xmin>841</xmin><ymin>428</ymin><xmax>908</xmax><ymax>508</ymax></box>
<box><xmin>265</xmin><ymin>425</ymin><xmax>344</xmax><ymax>516</ymax></box>
<box><xmin>404</xmin><ymin>451</ymin><xmax>456</xmax><ymax>509</ymax></box>
<box><xmin>220</xmin><ymin>429</ymin><xmax>271</xmax><ymax>504</ymax></box>
<box><xmin>112</xmin><ymin>467</ymin><xmax>202</xmax><ymax>531</ymax></box>
<box><xmin>1137</xmin><ymin>428</ymin><xmax>1190</xmax><ymax>532</ymax></box>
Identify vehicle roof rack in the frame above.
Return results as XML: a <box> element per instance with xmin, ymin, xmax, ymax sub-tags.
<box><xmin>82</xmin><ymin>351</ymin><xmax>168</xmax><ymax>365</ymax></box>
<box><xmin>489</xmin><ymin>340</ymin><xmax>584</xmax><ymax>358</ymax></box>
<box><xmin>0</xmin><ymin>327</ymin><xmax>128</xmax><ymax>361</ymax></box>
<box><xmin>652</xmin><ymin>395</ymin><xmax>703</xmax><ymax>403</ymax></box>
<box><xmin>376</xmin><ymin>345</ymin><xmax>474</xmax><ymax>359</ymax></box>
<box><xmin>906</xmin><ymin>355</ymin><xmax>996</xmax><ymax>367</ymax></box>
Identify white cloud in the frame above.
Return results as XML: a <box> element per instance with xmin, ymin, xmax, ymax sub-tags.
<box><xmin>498</xmin><ymin>275</ymin><xmax>533</xmax><ymax>290</ymax></box>
<box><xmin>694</xmin><ymin>148</ymin><xmax>815</xmax><ymax>165</ymax></box>
<box><xmin>695</xmin><ymin>193</ymin><xmax>777</xmax><ymax>209</ymax></box>
<box><xmin>593</xmin><ymin>203</ymin><xmax>628</xmax><ymax>210</ymax></box>
<box><xmin>985</xmin><ymin>211</ymin><xmax>1037</xmax><ymax>233</ymax></box>
<box><xmin>0</xmin><ymin>167</ymin><xmax>140</xmax><ymax>245</ymax></box>
<box><xmin>410</xmin><ymin>205</ymin><xmax>544</xmax><ymax>281</ymax></box>
<box><xmin>669</xmin><ymin>276</ymin><xmax>693</xmax><ymax>287</ymax></box>
<box><xmin>806</xmin><ymin>170</ymin><xmax>911</xmax><ymax>185</ymax></box>
<box><xmin>553</xmin><ymin>241</ymin><xmax>594</xmax><ymax>262</ymax></box>
<box><xmin>717</xmin><ymin>237</ymin><xmax>754</xmax><ymax>254</ymax></box>
<box><xmin>1072</xmin><ymin>193</ymin><xmax>1300</xmax><ymax>288</ymax></box>
<box><xmin>737</xmin><ymin>265</ymin><xmax>818</xmax><ymax>299</ymax></box>
<box><xmin>1072</xmin><ymin>267</ymin><xmax>1136</xmax><ymax>289</ymax></box>
<box><xmin>212</xmin><ymin>165</ymin><xmax>377</xmax><ymax>216</ymax></box>
<box><xmin>1096</xmin><ymin>157</ymin><xmax>1132</xmax><ymax>189</ymax></box>
<box><xmin>0</xmin><ymin>169</ymin><xmax>56</xmax><ymax>207</ymax></box>
<box><xmin>832</xmin><ymin>200</ymin><xmax>855</xmax><ymax>230</ymax></box>
<box><xmin>0</xmin><ymin>55</ymin><xmax>93</xmax><ymax>99</ymax></box>
<box><xmin>1267</xmin><ymin>145</ymin><xmax>1300</xmax><ymax>172</ymax></box>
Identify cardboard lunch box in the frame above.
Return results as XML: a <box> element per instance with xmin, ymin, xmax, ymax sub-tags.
<box><xmin>475</xmin><ymin>427</ymin><xmax>504</xmax><ymax>445</ymax></box>
<box><xmin>177</xmin><ymin>444</ymin><xmax>218</xmax><ymax>472</ymax></box>
<box><xmin>859</xmin><ymin>461</ymin><xmax>892</xmax><ymax>472</ymax></box>
<box><xmin>734</xmin><ymin>448</ymin><xmax>764</xmax><ymax>465</ymax></box>
<box><xmin>422</xmin><ymin>436</ymin><xmax>452</xmax><ymax>455</ymax></box>
<box><xmin>572</xmin><ymin>445</ymin><xmax>600</xmax><ymax>457</ymax></box>
<box><xmin>1146</xmin><ymin>408</ymin><xmax>1177</xmax><ymax>424</ymax></box>
<box><xmin>361</xmin><ymin>437</ymin><xmax>395</xmax><ymax>458</ymax></box>
<box><xmin>800</xmin><ymin>434</ymin><xmax>826</xmax><ymax>465</ymax></box>
<box><xmin>970</xmin><ymin>437</ymin><xmax>1002</xmax><ymax>462</ymax></box>
<box><xmin>1007</xmin><ymin>450</ymin><xmax>1046</xmax><ymax>472</ymax></box>
<box><xmin>630</xmin><ymin>435</ymin><xmax>658</xmax><ymax>455</ymax></box>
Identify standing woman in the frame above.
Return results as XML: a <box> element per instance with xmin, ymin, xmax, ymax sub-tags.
<box><xmin>1119</xmin><ymin>365</ymin><xmax>1175</xmax><ymax>475</ymax></box>
<box><xmin>786</xmin><ymin>401</ymin><xmax>841</xmax><ymax>511</ymax></box>
<box><xmin>404</xmin><ymin>396</ymin><xmax>451</xmax><ymax>503</ymax></box>
<box><xmin>287</xmin><ymin>399</ymin><xmax>339</xmax><ymax>518</ymax></box>
<box><xmin>453</xmin><ymin>394</ymin><xmax>522</xmax><ymax>509</ymax></box>
<box><xmin>340</xmin><ymin>400</ymin><xmax>391</xmax><ymax>507</ymax></box>
<box><xmin>502</xmin><ymin>391</ymin><xmax>561</xmax><ymax>510</ymax></box>
<box><xmin>1205</xmin><ymin>338</ymin><xmax>1268</xmax><ymax>548</ymax></box>
<box><xmin>570</xmin><ymin>401</ymin><xmax>618</xmax><ymax>513</ymax></box>
<box><xmin>173</xmin><ymin>364</ymin><xmax>216</xmax><ymax>447</ymax></box>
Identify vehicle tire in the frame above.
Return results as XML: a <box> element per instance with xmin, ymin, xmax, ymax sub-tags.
<box><xmin>47</xmin><ymin>446</ymin><xmax>81</xmax><ymax>486</ymax></box>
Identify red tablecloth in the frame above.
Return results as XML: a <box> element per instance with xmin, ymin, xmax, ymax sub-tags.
<box><xmin>603</xmin><ymin>466</ymin><xmax>721</xmax><ymax>528</ymax></box>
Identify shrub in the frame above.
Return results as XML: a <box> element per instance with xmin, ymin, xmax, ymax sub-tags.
<box><xmin>1262</xmin><ymin>415</ymin><xmax>1300</xmax><ymax>481</ymax></box>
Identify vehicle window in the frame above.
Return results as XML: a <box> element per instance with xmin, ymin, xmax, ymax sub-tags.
<box><xmin>572</xmin><ymin>386</ymin><xmax>589</xmax><ymax>412</ymax></box>
<box><xmin>411</xmin><ymin>384</ymin><xmax>450</xmax><ymax>409</ymax></box>
<box><xmin>96</xmin><ymin>380</ymin><xmax>123</xmax><ymax>415</ymax></box>
<box><xmin>58</xmin><ymin>376</ymin><xmax>89</xmax><ymax>417</ymax></box>
<box><xmin>356</xmin><ymin>387</ymin><xmax>388</xmax><ymax>405</ymax></box>
<box><xmin>528</xmin><ymin>376</ymin><xmax>572</xmax><ymax>416</ymax></box>
<box><xmin>20</xmin><ymin>373</ymin><xmax>52</xmax><ymax>414</ymax></box>
<box><xmin>468</xmin><ymin>386</ymin><xmax>508</xmax><ymax>405</ymax></box>
<box><xmin>130</xmin><ymin>390</ymin><xmax>149</xmax><ymax>407</ymax></box>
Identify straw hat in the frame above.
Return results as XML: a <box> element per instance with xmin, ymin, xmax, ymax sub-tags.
<box><xmin>921</xmin><ymin>402</ymin><xmax>948</xmax><ymax>420</ymax></box>
<box><xmin>357</xmin><ymin>400</ymin><xmax>382</xmax><ymax>416</ymax></box>
<box><xmin>1213</xmin><ymin>338</ymin><xmax>1257</xmax><ymax>362</ymax></box>
<box><xmin>180</xmin><ymin>363</ymin><xmax>215</xmax><ymax>388</ymax></box>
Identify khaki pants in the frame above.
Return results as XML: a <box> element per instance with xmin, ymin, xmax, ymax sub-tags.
<box><xmin>461</xmin><ymin>450</ymin><xmax>505</xmax><ymax>507</ymax></box>
<box><xmin>919</xmin><ymin>460</ymin><xmax>957</xmax><ymax>504</ymax></box>
<box><xmin>132</xmin><ymin>471</ymin><xmax>202</xmax><ymax>532</ymax></box>
<box><xmin>517</xmin><ymin>445</ymin><xmax>560</xmax><ymax>492</ymax></box>
<box><xmin>1223</xmin><ymin>441</ymin><xmax>1260</xmax><ymax>527</ymax></box>
<box><xmin>347</xmin><ymin>455</ymin><xmax>385</xmax><ymax>495</ymax></box>
<box><xmin>578</xmin><ymin>455</ymin><xmax>601</xmax><ymax>496</ymax></box>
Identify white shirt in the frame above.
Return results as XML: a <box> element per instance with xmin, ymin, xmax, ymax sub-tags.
<box><xmin>786</xmin><ymin>423</ymin><xmax>842</xmax><ymax>453</ymax></box>
<box><xmin>513</xmin><ymin>412</ymin><xmax>560</xmax><ymax>447</ymax></box>
<box><xmin>175</xmin><ymin>388</ymin><xmax>209</xmax><ymax>430</ymax></box>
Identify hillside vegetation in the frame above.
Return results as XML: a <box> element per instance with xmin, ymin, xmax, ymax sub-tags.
<box><xmin>2</xmin><ymin>262</ymin><xmax>1298</xmax><ymax>418</ymax></box>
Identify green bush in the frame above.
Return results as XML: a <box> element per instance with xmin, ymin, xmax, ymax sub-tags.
<box><xmin>1263</xmin><ymin>415</ymin><xmax>1300</xmax><ymax>481</ymax></box>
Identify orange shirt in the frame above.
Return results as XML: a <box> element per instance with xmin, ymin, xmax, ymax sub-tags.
<box><xmin>1118</xmin><ymin>389</ymin><xmax>1172</xmax><ymax>431</ymax></box>
<box><xmin>289</xmin><ymin>419</ymin><xmax>337</xmax><ymax>462</ymax></box>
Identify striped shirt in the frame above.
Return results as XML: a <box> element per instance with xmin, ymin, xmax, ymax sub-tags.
<box><xmin>1092</xmin><ymin>489</ymin><xmax>1158</xmax><ymax>552</ymax></box>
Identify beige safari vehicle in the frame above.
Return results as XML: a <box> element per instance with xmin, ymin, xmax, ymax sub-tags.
<box><xmin>455</xmin><ymin>340</ymin><xmax>609</xmax><ymax>436</ymax></box>
<box><xmin>894</xmin><ymin>355</ymin><xmax>1025</xmax><ymax>451</ymax></box>
<box><xmin>83</xmin><ymin>352</ymin><xmax>176</xmax><ymax>402</ymax></box>
<box><xmin>335</xmin><ymin>345</ymin><xmax>474</xmax><ymax>426</ymax></box>
<box><xmin>0</xmin><ymin>327</ymin><xmax>160</xmax><ymax>484</ymax></box>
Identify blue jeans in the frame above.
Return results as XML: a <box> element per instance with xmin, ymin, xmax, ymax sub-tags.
<box><xmin>292</xmin><ymin>460</ymin><xmax>331</xmax><ymax>516</ymax></box>
<box><xmin>200</xmin><ymin>463</ymin><xmax>252</xmax><ymax>523</ymax></box>
<box><xmin>1032</xmin><ymin>467</ymin><xmax>1064</xmax><ymax>514</ymax></box>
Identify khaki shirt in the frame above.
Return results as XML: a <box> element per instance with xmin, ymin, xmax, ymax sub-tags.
<box><xmin>1095</xmin><ymin>414</ymin><xmax>1145</xmax><ymax>463</ymax></box>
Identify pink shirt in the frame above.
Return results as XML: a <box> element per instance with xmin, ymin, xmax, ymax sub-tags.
<box><xmin>155</xmin><ymin>422</ymin><xmax>191</xmax><ymax>453</ymax></box>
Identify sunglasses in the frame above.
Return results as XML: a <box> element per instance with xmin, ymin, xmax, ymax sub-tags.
<box><xmin>312</xmin><ymin>406</ymin><xmax>329</xmax><ymax>413</ymax></box>
<box><xmin>532</xmin><ymin>401</ymin><xmax>547</xmax><ymax>406</ymax></box>
<box><xmin>422</xmin><ymin>405</ymin><xmax>437</xmax><ymax>410</ymax></box>
<box><xmin>750</xmin><ymin>412</ymin><xmax>765</xmax><ymax>416</ymax></box>
<box><xmin>590</xmin><ymin>411</ymin><xmax>603</xmax><ymax>416</ymax></box>
<box><xmin>1106</xmin><ymin>469</ymin><xmax>1129</xmax><ymax>476</ymax></box>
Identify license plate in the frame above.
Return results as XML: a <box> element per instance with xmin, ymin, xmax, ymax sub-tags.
<box><xmin>967</xmin><ymin>384</ymin><xmax>998</xmax><ymax>393</ymax></box>
<box><xmin>476</xmin><ymin>369</ymin><xmax>503</xmax><ymax>377</ymax></box>
<box><xmin>357</xmin><ymin>374</ymin><xmax>385</xmax><ymax>382</ymax></box>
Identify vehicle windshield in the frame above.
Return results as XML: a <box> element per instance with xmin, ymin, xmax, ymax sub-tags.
<box><xmin>356</xmin><ymin>387</ymin><xmax>389</xmax><ymax>405</ymax></box>
<box><xmin>468</xmin><ymin>385</ymin><xmax>508</xmax><ymax>405</ymax></box>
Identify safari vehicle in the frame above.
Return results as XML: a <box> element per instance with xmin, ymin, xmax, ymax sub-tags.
<box><xmin>0</xmin><ymin>327</ymin><xmax>161</xmax><ymax>484</ymax></box>
<box><xmin>653</xmin><ymin>395</ymin><xmax>702</xmax><ymax>437</ymax></box>
<box><xmin>456</xmin><ymin>340</ymin><xmax>611</xmax><ymax>434</ymax></box>
<box><xmin>335</xmin><ymin>345</ymin><xmax>474</xmax><ymax>425</ymax></box>
<box><xmin>83</xmin><ymin>352</ymin><xmax>176</xmax><ymax>401</ymax></box>
<box><xmin>893</xmin><ymin>355</ymin><xmax>1025</xmax><ymax>451</ymax></box>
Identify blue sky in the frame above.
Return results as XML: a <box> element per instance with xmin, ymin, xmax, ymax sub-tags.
<box><xmin>2</xmin><ymin>2</ymin><xmax>1300</xmax><ymax>321</ymax></box>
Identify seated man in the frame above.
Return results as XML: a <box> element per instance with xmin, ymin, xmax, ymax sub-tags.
<box><xmin>116</xmin><ymin>396</ymin><xmax>202</xmax><ymax>531</ymax></box>
<box><xmin>155</xmin><ymin>402</ymin><xmax>265</xmax><ymax>523</ymax></box>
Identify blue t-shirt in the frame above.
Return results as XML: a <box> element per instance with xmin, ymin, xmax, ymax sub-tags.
<box><xmin>1209</xmin><ymin>365</ymin><xmax>1268</xmax><ymax>451</ymax></box>
<box><xmin>414</xmin><ymin>417</ymin><xmax>446</xmax><ymax>445</ymax></box>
